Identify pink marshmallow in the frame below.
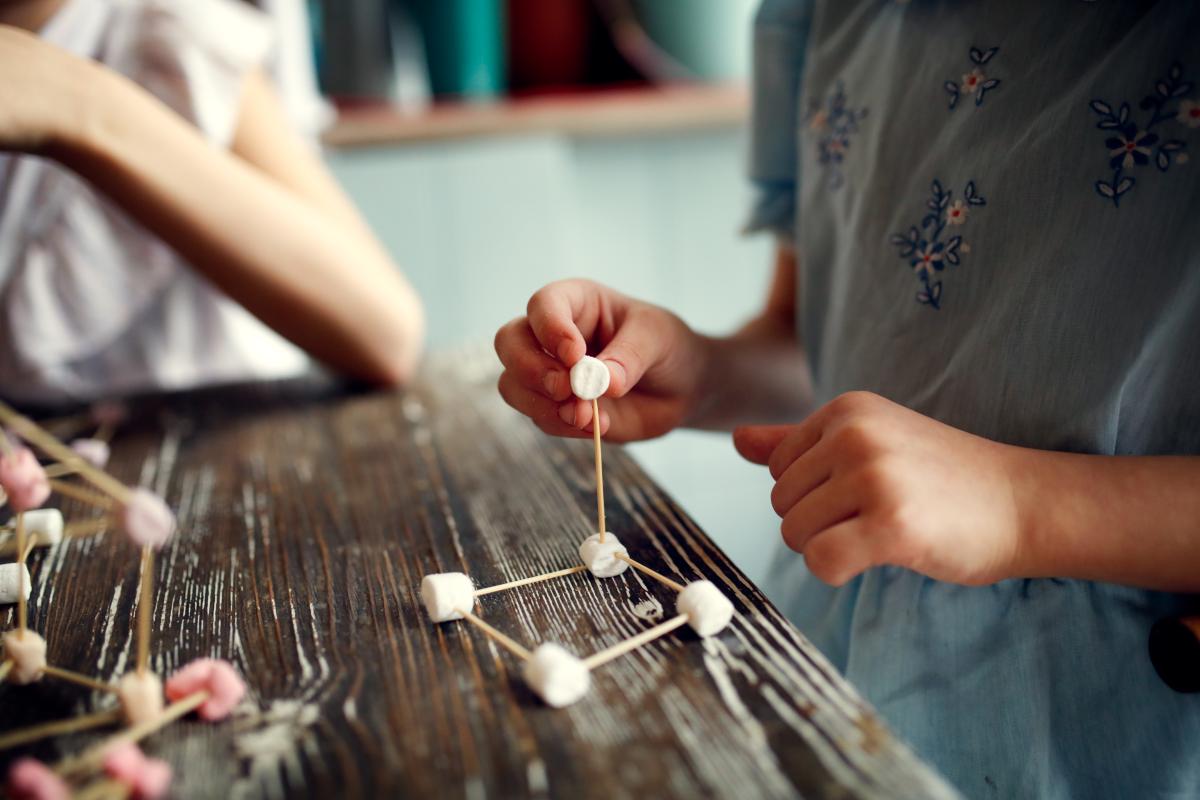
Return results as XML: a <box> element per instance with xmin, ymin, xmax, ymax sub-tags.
<box><xmin>0</xmin><ymin>447</ymin><xmax>49</xmax><ymax>513</ymax></box>
<box><xmin>165</xmin><ymin>658</ymin><xmax>246</xmax><ymax>721</ymax></box>
<box><xmin>103</xmin><ymin>743</ymin><xmax>172</xmax><ymax>800</ymax></box>
<box><xmin>90</xmin><ymin>400</ymin><xmax>128</xmax><ymax>427</ymax></box>
<box><xmin>68</xmin><ymin>437</ymin><xmax>111</xmax><ymax>469</ymax></box>
<box><xmin>6</xmin><ymin>758</ymin><xmax>69</xmax><ymax>800</ymax></box>
<box><xmin>119</xmin><ymin>488</ymin><xmax>175</xmax><ymax>549</ymax></box>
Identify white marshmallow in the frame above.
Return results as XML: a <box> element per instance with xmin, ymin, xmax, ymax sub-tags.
<box><xmin>117</xmin><ymin>671</ymin><xmax>164</xmax><ymax>724</ymax></box>
<box><xmin>2</xmin><ymin>630</ymin><xmax>46</xmax><ymax>684</ymax></box>
<box><xmin>420</xmin><ymin>572</ymin><xmax>475</xmax><ymax>622</ymax></box>
<box><xmin>676</xmin><ymin>580</ymin><xmax>734</xmax><ymax>637</ymax></box>
<box><xmin>21</xmin><ymin>509</ymin><xmax>64</xmax><ymax>547</ymax></box>
<box><xmin>0</xmin><ymin>562</ymin><xmax>32</xmax><ymax>604</ymax></box>
<box><xmin>578</xmin><ymin>533</ymin><xmax>629</xmax><ymax>578</ymax></box>
<box><xmin>522</xmin><ymin>643</ymin><xmax>590</xmax><ymax>707</ymax></box>
<box><xmin>569</xmin><ymin>356</ymin><xmax>611</xmax><ymax>400</ymax></box>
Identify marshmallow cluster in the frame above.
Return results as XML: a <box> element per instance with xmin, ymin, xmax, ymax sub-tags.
<box><xmin>569</xmin><ymin>356</ymin><xmax>611</xmax><ymax>401</ymax></box>
<box><xmin>165</xmin><ymin>658</ymin><xmax>246</xmax><ymax>721</ymax></box>
<box><xmin>421</xmin><ymin>572</ymin><xmax>475</xmax><ymax>622</ymax></box>
<box><xmin>0</xmin><ymin>563</ymin><xmax>32</xmax><ymax>605</ymax></box>
<box><xmin>676</xmin><ymin>581</ymin><xmax>734</xmax><ymax>637</ymax></box>
<box><xmin>2</xmin><ymin>630</ymin><xmax>47</xmax><ymax>685</ymax></box>
<box><xmin>522</xmin><ymin>643</ymin><xmax>590</xmax><ymax>707</ymax></box>
<box><xmin>578</xmin><ymin>533</ymin><xmax>629</xmax><ymax>578</ymax></box>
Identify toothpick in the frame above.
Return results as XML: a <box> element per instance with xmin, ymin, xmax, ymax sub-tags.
<box><xmin>0</xmin><ymin>659</ymin><xmax>12</xmax><ymax>682</ymax></box>
<box><xmin>613</xmin><ymin>553</ymin><xmax>686</xmax><ymax>592</ymax></box>
<box><xmin>592</xmin><ymin>397</ymin><xmax>606</xmax><ymax>543</ymax></box>
<box><xmin>474</xmin><ymin>565</ymin><xmax>588</xmax><ymax>597</ymax></box>
<box><xmin>16</xmin><ymin>512</ymin><xmax>27</xmax><ymax>633</ymax></box>
<box><xmin>43</xmin><ymin>665</ymin><xmax>119</xmax><ymax>694</ymax></box>
<box><xmin>136</xmin><ymin>546</ymin><xmax>153</xmax><ymax>676</ymax></box>
<box><xmin>0</xmin><ymin>401</ymin><xmax>130</xmax><ymax>504</ymax></box>
<box><xmin>0</xmin><ymin>709</ymin><xmax>122</xmax><ymax>751</ymax></box>
<box><xmin>64</xmin><ymin>516</ymin><xmax>115</xmax><ymax>539</ymax></box>
<box><xmin>95</xmin><ymin>420</ymin><xmax>116</xmax><ymax>444</ymax></box>
<box><xmin>20</xmin><ymin>532</ymin><xmax>38</xmax><ymax>563</ymax></box>
<box><xmin>72</xmin><ymin>777</ymin><xmax>129</xmax><ymax>800</ymax></box>
<box><xmin>44</xmin><ymin>461</ymin><xmax>80</xmax><ymax>479</ymax></box>
<box><xmin>581</xmin><ymin>614</ymin><xmax>691</xmax><ymax>670</ymax></box>
<box><xmin>55</xmin><ymin>690</ymin><xmax>208</xmax><ymax>779</ymax></box>
<box><xmin>48</xmin><ymin>479</ymin><xmax>115</xmax><ymax>510</ymax></box>
<box><xmin>456</xmin><ymin>609</ymin><xmax>533</xmax><ymax>660</ymax></box>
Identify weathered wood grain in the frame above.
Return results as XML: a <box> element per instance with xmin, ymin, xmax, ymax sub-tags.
<box><xmin>0</xmin><ymin>350</ymin><xmax>958</xmax><ymax>799</ymax></box>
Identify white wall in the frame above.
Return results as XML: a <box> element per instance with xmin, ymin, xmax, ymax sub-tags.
<box><xmin>326</xmin><ymin>127</ymin><xmax>783</xmax><ymax>584</ymax></box>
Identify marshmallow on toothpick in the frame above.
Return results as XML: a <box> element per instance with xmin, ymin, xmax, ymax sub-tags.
<box><xmin>0</xmin><ymin>563</ymin><xmax>32</xmax><ymax>604</ymax></box>
<box><xmin>2</xmin><ymin>630</ymin><xmax>47</xmax><ymax>684</ymax></box>
<box><xmin>165</xmin><ymin>658</ymin><xmax>247</xmax><ymax>721</ymax></box>
<box><xmin>578</xmin><ymin>533</ymin><xmax>629</xmax><ymax>578</ymax></box>
<box><xmin>119</xmin><ymin>488</ymin><xmax>175</xmax><ymax>550</ymax></box>
<box><xmin>569</xmin><ymin>356</ymin><xmax>610</xmax><ymax>400</ymax></box>
<box><xmin>0</xmin><ymin>447</ymin><xmax>49</xmax><ymax>513</ymax></box>
<box><xmin>676</xmin><ymin>581</ymin><xmax>734</xmax><ymax>637</ymax></box>
<box><xmin>69</xmin><ymin>437</ymin><xmax>111</xmax><ymax>469</ymax></box>
<box><xmin>421</xmin><ymin>572</ymin><xmax>475</xmax><ymax>622</ymax></box>
<box><xmin>523</xmin><ymin>643</ymin><xmax>590</xmax><ymax>707</ymax></box>
<box><xmin>117</xmin><ymin>671</ymin><xmax>165</xmax><ymax>724</ymax></box>
<box><xmin>19</xmin><ymin>509</ymin><xmax>64</xmax><ymax>548</ymax></box>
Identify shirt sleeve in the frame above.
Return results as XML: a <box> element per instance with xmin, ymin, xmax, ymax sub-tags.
<box><xmin>743</xmin><ymin>0</ymin><xmax>814</xmax><ymax>239</ymax></box>
<box><xmin>101</xmin><ymin>0</ymin><xmax>274</xmax><ymax>148</ymax></box>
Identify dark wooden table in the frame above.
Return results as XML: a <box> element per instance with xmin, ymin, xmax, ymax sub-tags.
<box><xmin>1</xmin><ymin>350</ymin><xmax>957</xmax><ymax>799</ymax></box>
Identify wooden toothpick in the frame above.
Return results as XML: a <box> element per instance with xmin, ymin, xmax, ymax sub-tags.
<box><xmin>581</xmin><ymin>614</ymin><xmax>691</xmax><ymax>670</ymax></box>
<box><xmin>42</xmin><ymin>665</ymin><xmax>118</xmax><ymax>694</ymax></box>
<box><xmin>0</xmin><ymin>659</ymin><xmax>12</xmax><ymax>683</ymax></box>
<box><xmin>16</xmin><ymin>512</ymin><xmax>27</xmax><ymax>634</ymax></box>
<box><xmin>0</xmin><ymin>401</ymin><xmax>130</xmax><ymax>504</ymax></box>
<box><xmin>456</xmin><ymin>609</ymin><xmax>533</xmax><ymax>660</ymax></box>
<box><xmin>592</xmin><ymin>397</ymin><xmax>606</xmax><ymax>543</ymax></box>
<box><xmin>64</xmin><ymin>516</ymin><xmax>115</xmax><ymax>540</ymax></box>
<box><xmin>137</xmin><ymin>546</ymin><xmax>153</xmax><ymax>676</ymax></box>
<box><xmin>474</xmin><ymin>565</ymin><xmax>588</xmax><ymax>597</ymax></box>
<box><xmin>47</xmin><ymin>479</ymin><xmax>115</xmax><ymax>510</ymax></box>
<box><xmin>613</xmin><ymin>553</ymin><xmax>686</xmax><ymax>592</ymax></box>
<box><xmin>0</xmin><ymin>708</ymin><xmax>122</xmax><ymax>751</ymax></box>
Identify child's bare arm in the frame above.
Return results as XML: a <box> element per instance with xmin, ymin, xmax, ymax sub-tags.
<box><xmin>1</xmin><ymin>26</ymin><xmax>424</xmax><ymax>386</ymax></box>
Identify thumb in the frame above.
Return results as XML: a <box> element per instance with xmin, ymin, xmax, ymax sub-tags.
<box><xmin>733</xmin><ymin>425</ymin><xmax>792</xmax><ymax>466</ymax></box>
<box><xmin>595</xmin><ymin>310</ymin><xmax>670</xmax><ymax>397</ymax></box>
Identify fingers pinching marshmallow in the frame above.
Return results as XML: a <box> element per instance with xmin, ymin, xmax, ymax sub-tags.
<box><xmin>676</xmin><ymin>581</ymin><xmax>734</xmax><ymax>637</ymax></box>
<box><xmin>0</xmin><ymin>448</ymin><xmax>49</xmax><ymax>513</ymax></box>
<box><xmin>165</xmin><ymin>658</ymin><xmax>247</xmax><ymax>721</ymax></box>
<box><xmin>0</xmin><ymin>563</ymin><xmax>33</xmax><ymax>604</ymax></box>
<box><xmin>578</xmin><ymin>533</ymin><xmax>629</xmax><ymax>578</ymax></box>
<box><xmin>117</xmin><ymin>671</ymin><xmax>164</xmax><ymax>724</ymax></box>
<box><xmin>119</xmin><ymin>488</ymin><xmax>175</xmax><ymax>550</ymax></box>
<box><xmin>421</xmin><ymin>572</ymin><xmax>475</xmax><ymax>622</ymax></box>
<box><xmin>6</xmin><ymin>757</ymin><xmax>70</xmax><ymax>800</ymax></box>
<box><xmin>2</xmin><ymin>630</ymin><xmax>47</xmax><ymax>684</ymax></box>
<box><xmin>103</xmin><ymin>743</ymin><xmax>173</xmax><ymax>800</ymax></box>
<box><xmin>69</xmin><ymin>438</ymin><xmax>111</xmax><ymax>469</ymax></box>
<box><xmin>522</xmin><ymin>643</ymin><xmax>590</xmax><ymax>707</ymax></box>
<box><xmin>20</xmin><ymin>509</ymin><xmax>64</xmax><ymax>548</ymax></box>
<box><xmin>569</xmin><ymin>356</ymin><xmax>611</xmax><ymax>400</ymax></box>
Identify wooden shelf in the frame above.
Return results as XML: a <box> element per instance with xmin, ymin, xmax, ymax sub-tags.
<box><xmin>322</xmin><ymin>83</ymin><xmax>749</xmax><ymax>149</ymax></box>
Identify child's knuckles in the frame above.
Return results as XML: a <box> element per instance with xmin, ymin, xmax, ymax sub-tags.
<box><xmin>804</xmin><ymin>538</ymin><xmax>858</xmax><ymax>586</ymax></box>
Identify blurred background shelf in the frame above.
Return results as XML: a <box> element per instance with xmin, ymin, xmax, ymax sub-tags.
<box><xmin>323</xmin><ymin>84</ymin><xmax>749</xmax><ymax>148</ymax></box>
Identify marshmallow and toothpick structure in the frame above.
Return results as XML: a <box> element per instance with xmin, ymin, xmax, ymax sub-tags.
<box><xmin>0</xmin><ymin>401</ymin><xmax>247</xmax><ymax>798</ymax></box>
<box><xmin>421</xmin><ymin>356</ymin><xmax>736</xmax><ymax>707</ymax></box>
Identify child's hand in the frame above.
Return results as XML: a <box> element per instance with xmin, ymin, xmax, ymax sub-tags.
<box><xmin>734</xmin><ymin>392</ymin><xmax>1023</xmax><ymax>586</ymax></box>
<box><xmin>0</xmin><ymin>25</ymin><xmax>102</xmax><ymax>153</ymax></box>
<box><xmin>495</xmin><ymin>279</ymin><xmax>709</xmax><ymax>442</ymax></box>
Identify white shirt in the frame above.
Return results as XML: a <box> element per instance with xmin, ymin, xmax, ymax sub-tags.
<box><xmin>0</xmin><ymin>0</ymin><xmax>319</xmax><ymax>403</ymax></box>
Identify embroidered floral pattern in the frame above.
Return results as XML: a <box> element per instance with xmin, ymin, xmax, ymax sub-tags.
<box><xmin>807</xmin><ymin>82</ymin><xmax>868</xmax><ymax>189</ymax></box>
<box><xmin>889</xmin><ymin>180</ymin><xmax>987</xmax><ymax>310</ymax></box>
<box><xmin>1090</xmin><ymin>62</ymin><xmax>1194</xmax><ymax>207</ymax></box>
<box><xmin>945</xmin><ymin>47</ymin><xmax>1001</xmax><ymax>110</ymax></box>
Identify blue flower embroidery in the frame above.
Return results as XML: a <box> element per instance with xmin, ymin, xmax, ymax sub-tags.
<box><xmin>945</xmin><ymin>47</ymin><xmax>1001</xmax><ymax>110</ymax></box>
<box><xmin>1090</xmin><ymin>62</ymin><xmax>1194</xmax><ymax>207</ymax></box>
<box><xmin>889</xmin><ymin>180</ymin><xmax>986</xmax><ymax>310</ymax></box>
<box><xmin>807</xmin><ymin>82</ymin><xmax>868</xmax><ymax>189</ymax></box>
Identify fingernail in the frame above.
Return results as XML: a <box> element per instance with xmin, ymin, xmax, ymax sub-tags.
<box><xmin>557</xmin><ymin>341</ymin><xmax>575</xmax><ymax>364</ymax></box>
<box><xmin>543</xmin><ymin>372</ymin><xmax>560</xmax><ymax>397</ymax></box>
<box><xmin>558</xmin><ymin>403</ymin><xmax>575</xmax><ymax>426</ymax></box>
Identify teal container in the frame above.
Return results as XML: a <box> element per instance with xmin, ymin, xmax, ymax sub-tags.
<box><xmin>633</xmin><ymin>0</ymin><xmax>757</xmax><ymax>82</ymax></box>
<box><xmin>407</xmin><ymin>0</ymin><xmax>506</xmax><ymax>100</ymax></box>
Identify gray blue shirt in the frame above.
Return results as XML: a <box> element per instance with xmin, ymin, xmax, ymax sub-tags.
<box><xmin>747</xmin><ymin>1</ymin><xmax>1200</xmax><ymax>796</ymax></box>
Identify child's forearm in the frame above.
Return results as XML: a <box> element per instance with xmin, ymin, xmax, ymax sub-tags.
<box><xmin>52</xmin><ymin>65</ymin><xmax>424</xmax><ymax>386</ymax></box>
<box><xmin>687</xmin><ymin>244</ymin><xmax>814</xmax><ymax>430</ymax></box>
<box><xmin>1007</xmin><ymin>449</ymin><xmax>1200</xmax><ymax>591</ymax></box>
